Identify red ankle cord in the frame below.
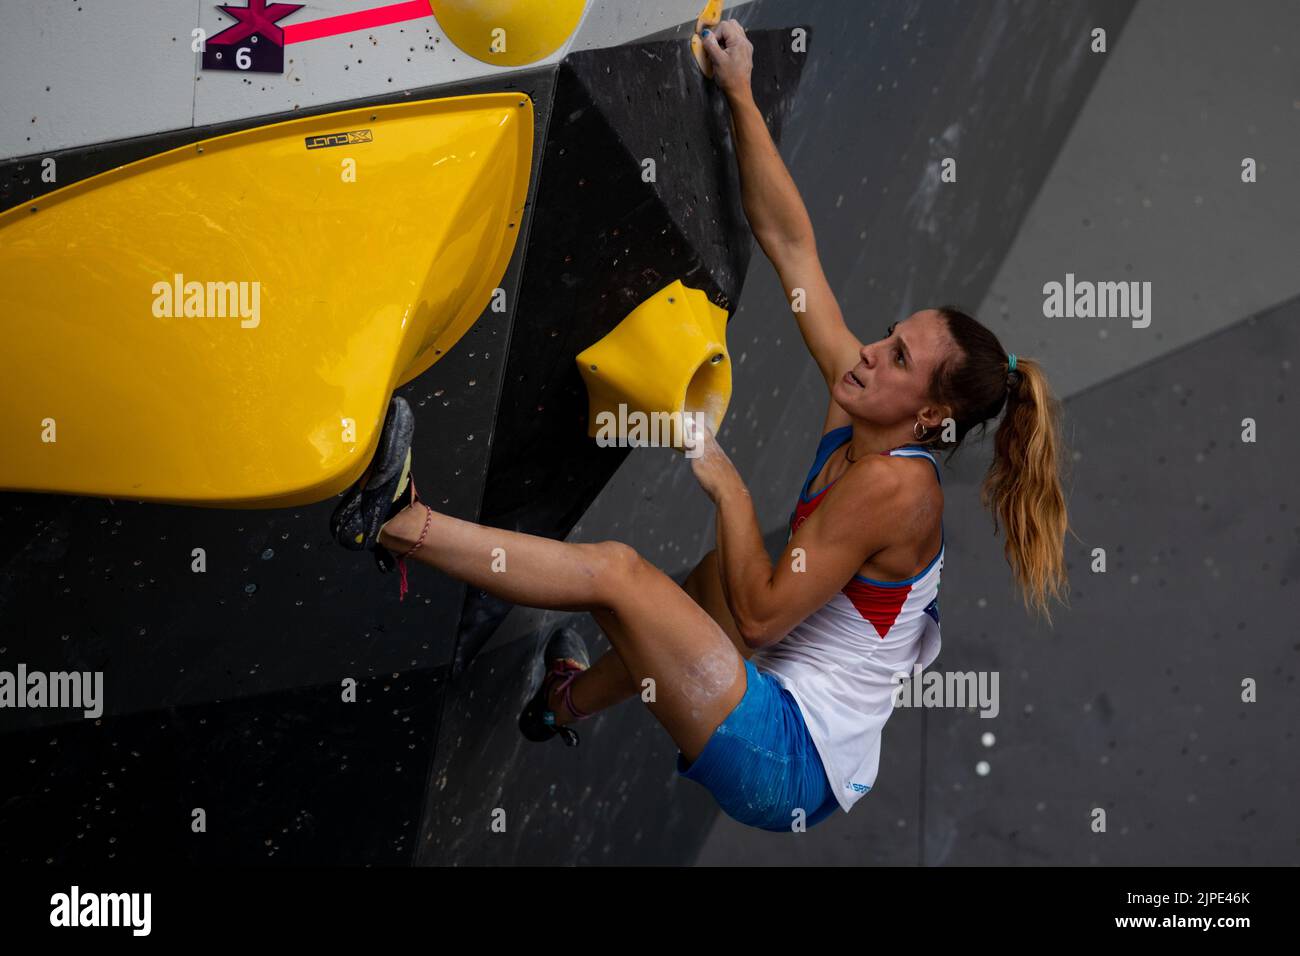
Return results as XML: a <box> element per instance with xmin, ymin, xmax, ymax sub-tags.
<box><xmin>394</xmin><ymin>478</ymin><xmax>431</xmax><ymax>602</ymax></box>
<box><xmin>550</xmin><ymin>667</ymin><xmax>591</xmax><ymax>721</ymax></box>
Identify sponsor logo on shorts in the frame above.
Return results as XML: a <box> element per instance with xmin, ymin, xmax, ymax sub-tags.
<box><xmin>848</xmin><ymin>782</ymin><xmax>870</xmax><ymax>794</ymax></box>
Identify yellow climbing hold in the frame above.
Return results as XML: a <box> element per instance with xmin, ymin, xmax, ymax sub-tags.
<box><xmin>576</xmin><ymin>281</ymin><xmax>732</xmax><ymax>452</ymax></box>
<box><xmin>692</xmin><ymin>0</ymin><xmax>725</xmax><ymax>76</ymax></box>
<box><xmin>697</xmin><ymin>0</ymin><xmax>724</xmax><ymax>33</ymax></box>
<box><xmin>432</xmin><ymin>0</ymin><xmax>587</xmax><ymax>67</ymax></box>
<box><xmin>0</xmin><ymin>93</ymin><xmax>533</xmax><ymax>507</ymax></box>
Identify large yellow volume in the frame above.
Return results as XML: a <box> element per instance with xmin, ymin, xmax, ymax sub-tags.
<box><xmin>576</xmin><ymin>280</ymin><xmax>732</xmax><ymax>451</ymax></box>
<box><xmin>0</xmin><ymin>93</ymin><xmax>533</xmax><ymax>507</ymax></box>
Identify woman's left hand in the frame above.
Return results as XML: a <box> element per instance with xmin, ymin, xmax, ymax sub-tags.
<box><xmin>685</xmin><ymin>417</ymin><xmax>742</xmax><ymax>502</ymax></box>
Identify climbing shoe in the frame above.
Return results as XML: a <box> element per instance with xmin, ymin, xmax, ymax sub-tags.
<box><xmin>519</xmin><ymin>626</ymin><xmax>592</xmax><ymax>747</ymax></box>
<box><xmin>330</xmin><ymin>395</ymin><xmax>422</xmax><ymax>591</ymax></box>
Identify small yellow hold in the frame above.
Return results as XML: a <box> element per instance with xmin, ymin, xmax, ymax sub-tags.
<box><xmin>696</xmin><ymin>0</ymin><xmax>724</xmax><ymax>34</ymax></box>
<box><xmin>354</xmin><ymin>533</ymin><xmax>365</xmax><ymax>544</ymax></box>
<box><xmin>692</xmin><ymin>0</ymin><xmax>725</xmax><ymax>77</ymax></box>
<box><xmin>576</xmin><ymin>280</ymin><xmax>731</xmax><ymax>453</ymax></box>
<box><xmin>691</xmin><ymin>34</ymin><xmax>710</xmax><ymax>78</ymax></box>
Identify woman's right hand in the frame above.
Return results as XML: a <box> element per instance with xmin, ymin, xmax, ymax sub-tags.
<box><xmin>701</xmin><ymin>20</ymin><xmax>754</xmax><ymax>100</ymax></box>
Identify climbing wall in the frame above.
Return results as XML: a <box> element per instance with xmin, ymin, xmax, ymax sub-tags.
<box><xmin>5</xmin><ymin>0</ymin><xmax>1291</xmax><ymax>868</ymax></box>
<box><xmin>0</xmin><ymin>2</ymin><xmax>797</xmax><ymax>864</ymax></box>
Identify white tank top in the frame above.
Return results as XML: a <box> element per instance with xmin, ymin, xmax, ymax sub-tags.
<box><xmin>752</xmin><ymin>427</ymin><xmax>944</xmax><ymax>813</ymax></box>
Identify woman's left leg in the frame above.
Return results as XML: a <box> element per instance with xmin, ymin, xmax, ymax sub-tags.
<box><xmin>378</xmin><ymin>502</ymin><xmax>747</xmax><ymax>761</ymax></box>
<box><xmin>542</xmin><ymin>546</ymin><xmax>755</xmax><ymax>724</ymax></box>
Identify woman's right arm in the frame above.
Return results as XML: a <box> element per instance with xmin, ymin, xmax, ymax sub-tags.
<box><xmin>703</xmin><ymin>21</ymin><xmax>863</xmax><ymax>391</ymax></box>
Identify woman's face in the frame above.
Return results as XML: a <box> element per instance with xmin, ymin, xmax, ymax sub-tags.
<box><xmin>831</xmin><ymin>308</ymin><xmax>952</xmax><ymax>428</ymax></box>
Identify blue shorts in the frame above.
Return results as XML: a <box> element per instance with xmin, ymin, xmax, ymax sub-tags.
<box><xmin>676</xmin><ymin>659</ymin><xmax>840</xmax><ymax>832</ymax></box>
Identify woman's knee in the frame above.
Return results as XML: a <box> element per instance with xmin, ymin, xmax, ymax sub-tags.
<box><xmin>589</xmin><ymin>540</ymin><xmax>649</xmax><ymax>598</ymax></box>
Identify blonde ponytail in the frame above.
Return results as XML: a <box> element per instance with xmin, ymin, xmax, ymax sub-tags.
<box><xmin>980</xmin><ymin>357</ymin><xmax>1070</xmax><ymax>624</ymax></box>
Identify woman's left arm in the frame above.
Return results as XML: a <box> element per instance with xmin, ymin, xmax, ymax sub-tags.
<box><xmin>689</xmin><ymin>424</ymin><xmax>893</xmax><ymax>648</ymax></box>
<box><xmin>705</xmin><ymin>466</ymin><xmax>771</xmax><ymax>646</ymax></box>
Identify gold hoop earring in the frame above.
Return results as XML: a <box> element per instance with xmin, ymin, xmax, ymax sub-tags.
<box><xmin>913</xmin><ymin>419</ymin><xmax>928</xmax><ymax>441</ymax></box>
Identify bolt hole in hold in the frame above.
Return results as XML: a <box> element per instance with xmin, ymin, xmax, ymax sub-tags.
<box><xmin>685</xmin><ymin>355</ymin><xmax>727</xmax><ymax>436</ymax></box>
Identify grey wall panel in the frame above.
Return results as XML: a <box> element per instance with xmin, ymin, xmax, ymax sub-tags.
<box><xmin>0</xmin><ymin>0</ymin><xmax>201</xmax><ymax>160</ymax></box>
<box><xmin>2</xmin><ymin>0</ymin><xmax>739</xmax><ymax>161</ymax></box>
<box><xmin>572</xmin><ymin>0</ymin><xmax>757</xmax><ymax>51</ymax></box>
<box><xmin>192</xmin><ymin>3</ymin><xmax>516</xmax><ymax>127</ymax></box>
<box><xmin>979</xmin><ymin>0</ymin><xmax>1300</xmax><ymax>399</ymax></box>
<box><xmin>192</xmin><ymin>1</ymin><xmax>757</xmax><ymax>130</ymax></box>
<box><xmin>925</xmin><ymin>296</ymin><xmax>1299</xmax><ymax>865</ymax></box>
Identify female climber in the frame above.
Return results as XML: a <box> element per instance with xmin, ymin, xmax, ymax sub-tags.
<box><xmin>330</xmin><ymin>19</ymin><xmax>1069</xmax><ymax>832</ymax></box>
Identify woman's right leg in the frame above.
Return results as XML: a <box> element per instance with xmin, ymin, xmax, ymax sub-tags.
<box><xmin>378</xmin><ymin>500</ymin><xmax>746</xmax><ymax>760</ymax></box>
